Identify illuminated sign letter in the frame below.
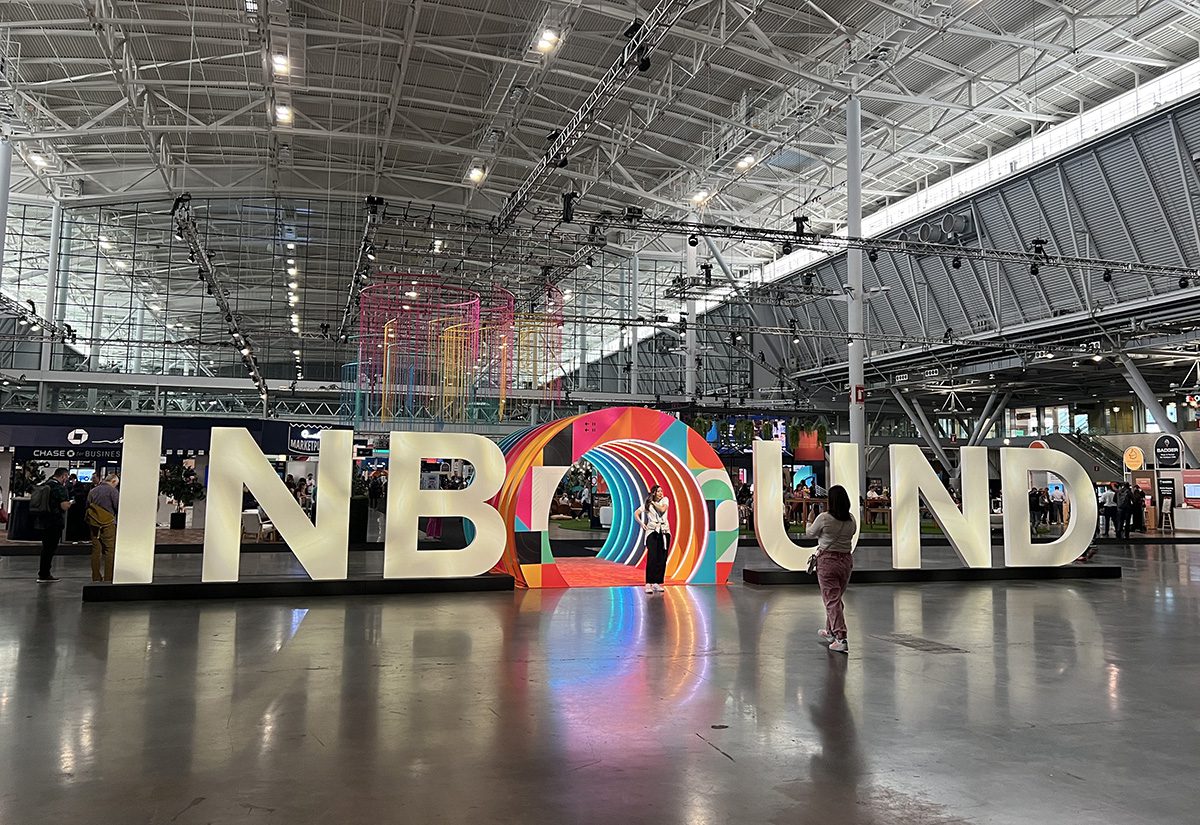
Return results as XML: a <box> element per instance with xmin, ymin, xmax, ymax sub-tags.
<box><xmin>1000</xmin><ymin>448</ymin><xmax>1099</xmax><ymax>566</ymax></box>
<box><xmin>385</xmin><ymin>433</ymin><xmax>506</xmax><ymax>578</ymax></box>
<box><xmin>203</xmin><ymin>428</ymin><xmax>353</xmax><ymax>581</ymax></box>
<box><xmin>753</xmin><ymin>440</ymin><xmax>860</xmax><ymax>571</ymax></box>
<box><xmin>890</xmin><ymin>445</ymin><xmax>991</xmax><ymax>568</ymax></box>
<box><xmin>113</xmin><ymin>424</ymin><xmax>164</xmax><ymax>584</ymax></box>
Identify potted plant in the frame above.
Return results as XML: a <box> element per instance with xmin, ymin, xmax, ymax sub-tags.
<box><xmin>349</xmin><ymin>471</ymin><xmax>370</xmax><ymax>543</ymax></box>
<box><xmin>159</xmin><ymin>464</ymin><xmax>206</xmax><ymax>529</ymax></box>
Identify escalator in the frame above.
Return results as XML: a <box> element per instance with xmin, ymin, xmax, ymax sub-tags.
<box><xmin>1043</xmin><ymin>432</ymin><xmax>1124</xmax><ymax>483</ymax></box>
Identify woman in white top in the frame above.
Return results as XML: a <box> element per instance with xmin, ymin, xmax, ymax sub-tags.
<box><xmin>635</xmin><ymin>484</ymin><xmax>671</xmax><ymax>594</ymax></box>
<box><xmin>806</xmin><ymin>485</ymin><xmax>856</xmax><ymax>653</ymax></box>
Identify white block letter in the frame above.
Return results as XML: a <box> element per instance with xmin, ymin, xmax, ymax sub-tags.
<box><xmin>113</xmin><ymin>425</ymin><xmax>163</xmax><ymax>584</ymax></box>
<box><xmin>753</xmin><ymin>440</ymin><xmax>860</xmax><ymax>571</ymax></box>
<box><xmin>385</xmin><ymin>433</ymin><xmax>506</xmax><ymax>578</ymax></box>
<box><xmin>203</xmin><ymin>428</ymin><xmax>353</xmax><ymax>582</ymax></box>
<box><xmin>1001</xmin><ymin>448</ymin><xmax>1098</xmax><ymax>566</ymax></box>
<box><xmin>890</xmin><ymin>445</ymin><xmax>991</xmax><ymax>569</ymax></box>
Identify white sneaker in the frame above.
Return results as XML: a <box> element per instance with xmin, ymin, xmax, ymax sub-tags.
<box><xmin>645</xmin><ymin>584</ymin><xmax>655</xmax><ymax>594</ymax></box>
<box><xmin>653</xmin><ymin>583</ymin><xmax>665</xmax><ymax>593</ymax></box>
<box><xmin>827</xmin><ymin>638</ymin><xmax>849</xmax><ymax>653</ymax></box>
<box><xmin>817</xmin><ymin>629</ymin><xmax>833</xmax><ymax>642</ymax></box>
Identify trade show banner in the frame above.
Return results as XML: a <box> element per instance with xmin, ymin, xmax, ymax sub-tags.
<box><xmin>110</xmin><ymin>406</ymin><xmax>1102</xmax><ymax>588</ymax></box>
<box><xmin>1154</xmin><ymin>434</ymin><xmax>1182</xmax><ymax>469</ymax></box>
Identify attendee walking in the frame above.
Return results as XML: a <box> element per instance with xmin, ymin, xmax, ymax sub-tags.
<box><xmin>809</xmin><ymin>485</ymin><xmax>857</xmax><ymax>654</ymax></box>
<box><xmin>85</xmin><ymin>474</ymin><xmax>120</xmax><ymax>582</ymax></box>
<box><xmin>30</xmin><ymin>468</ymin><xmax>72</xmax><ymax>583</ymax></box>
<box><xmin>1049</xmin><ymin>486</ymin><xmax>1065</xmax><ymax>525</ymax></box>
<box><xmin>635</xmin><ymin>484</ymin><xmax>671</xmax><ymax>594</ymax></box>
<box><xmin>1099</xmin><ymin>483</ymin><xmax>1118</xmax><ymax>537</ymax></box>
<box><xmin>1115</xmin><ymin>482</ymin><xmax>1133</xmax><ymax>540</ymax></box>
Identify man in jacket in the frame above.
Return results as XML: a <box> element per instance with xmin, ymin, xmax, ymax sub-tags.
<box><xmin>32</xmin><ymin>467</ymin><xmax>72</xmax><ymax>583</ymax></box>
<box><xmin>86</xmin><ymin>474</ymin><xmax>120</xmax><ymax>582</ymax></box>
<box><xmin>1115</xmin><ymin>483</ymin><xmax>1133</xmax><ymax>540</ymax></box>
<box><xmin>1099</xmin><ymin>483</ymin><xmax>1118</xmax><ymax>538</ymax></box>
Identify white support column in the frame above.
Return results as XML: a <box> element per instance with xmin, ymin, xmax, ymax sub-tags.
<box><xmin>847</xmin><ymin>95</ymin><xmax>866</xmax><ymax>494</ymax></box>
<box><xmin>630</xmin><ymin>254</ymin><xmax>639</xmax><ymax>396</ymax></box>
<box><xmin>684</xmin><ymin>231</ymin><xmax>697</xmax><ymax>397</ymax></box>
<box><xmin>41</xmin><ymin>201</ymin><xmax>63</xmax><ymax>371</ymax></box>
<box><xmin>1119</xmin><ymin>352</ymin><xmax>1200</xmax><ymax>467</ymax></box>
<box><xmin>89</xmin><ymin>266</ymin><xmax>108</xmax><ymax>369</ymax></box>
<box><xmin>0</xmin><ymin>138</ymin><xmax>11</xmax><ymax>278</ymax></box>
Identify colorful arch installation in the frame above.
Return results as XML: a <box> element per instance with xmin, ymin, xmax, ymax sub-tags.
<box><xmin>492</xmin><ymin>407</ymin><xmax>738</xmax><ymax>588</ymax></box>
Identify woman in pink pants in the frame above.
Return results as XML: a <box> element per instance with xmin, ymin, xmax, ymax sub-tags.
<box><xmin>807</xmin><ymin>485</ymin><xmax>857</xmax><ymax>654</ymax></box>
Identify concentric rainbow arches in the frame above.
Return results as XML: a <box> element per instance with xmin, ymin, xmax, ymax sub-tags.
<box><xmin>492</xmin><ymin>407</ymin><xmax>738</xmax><ymax>588</ymax></box>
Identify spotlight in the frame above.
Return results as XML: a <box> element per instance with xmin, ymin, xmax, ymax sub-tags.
<box><xmin>585</xmin><ymin>256</ymin><xmax>594</xmax><ymax>270</ymax></box>
<box><xmin>801</xmin><ymin>273</ymin><xmax>814</xmax><ymax>288</ymax></box>
<box><xmin>635</xmin><ymin>46</ymin><xmax>650</xmax><ymax>72</ymax></box>
<box><xmin>623</xmin><ymin>18</ymin><xmax>644</xmax><ymax>38</ymax></box>
<box><xmin>561</xmin><ymin>191</ymin><xmax>579</xmax><ymax>223</ymax></box>
<box><xmin>687</xmin><ymin>234</ymin><xmax>698</xmax><ymax>248</ymax></box>
<box><xmin>951</xmin><ymin>256</ymin><xmax>962</xmax><ymax>269</ymax></box>
<box><xmin>867</xmin><ymin>248</ymin><xmax>878</xmax><ymax>263</ymax></box>
<box><xmin>1102</xmin><ymin>269</ymin><xmax>1113</xmax><ymax>282</ymax></box>
<box><xmin>1030</xmin><ymin>263</ymin><xmax>1039</xmax><ymax>277</ymax></box>
<box><xmin>782</xmin><ymin>242</ymin><xmax>793</xmax><ymax>255</ymax></box>
<box><xmin>1180</xmin><ymin>276</ymin><xmax>1191</xmax><ymax>289</ymax></box>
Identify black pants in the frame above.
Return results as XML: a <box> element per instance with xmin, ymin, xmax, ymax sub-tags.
<box><xmin>645</xmin><ymin>531</ymin><xmax>670</xmax><ymax>584</ymax></box>
<box><xmin>39</xmin><ymin>523</ymin><xmax>62</xmax><ymax>578</ymax></box>
<box><xmin>1116</xmin><ymin>506</ymin><xmax>1132</xmax><ymax>539</ymax></box>
<box><xmin>1102</xmin><ymin>506</ymin><xmax>1118</xmax><ymax>536</ymax></box>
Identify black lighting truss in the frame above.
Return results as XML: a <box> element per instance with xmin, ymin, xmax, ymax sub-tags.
<box><xmin>569</xmin><ymin>210</ymin><xmax>1200</xmax><ymax>283</ymax></box>
<box><xmin>172</xmin><ymin>195</ymin><xmax>269</xmax><ymax>398</ymax></box>
<box><xmin>491</xmin><ymin>0</ymin><xmax>696</xmax><ymax>231</ymax></box>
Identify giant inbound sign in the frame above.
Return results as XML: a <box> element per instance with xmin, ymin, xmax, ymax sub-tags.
<box><xmin>112</xmin><ymin>411</ymin><xmax>1098</xmax><ymax>586</ymax></box>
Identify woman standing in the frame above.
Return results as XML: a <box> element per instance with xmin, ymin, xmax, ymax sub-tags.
<box><xmin>808</xmin><ymin>485</ymin><xmax>857</xmax><ymax>654</ymax></box>
<box><xmin>635</xmin><ymin>484</ymin><xmax>671</xmax><ymax>594</ymax></box>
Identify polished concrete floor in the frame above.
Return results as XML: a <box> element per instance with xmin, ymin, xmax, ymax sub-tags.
<box><xmin>1</xmin><ymin>543</ymin><xmax>1197</xmax><ymax>824</ymax></box>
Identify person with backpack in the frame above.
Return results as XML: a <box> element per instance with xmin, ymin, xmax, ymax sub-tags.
<box><xmin>85</xmin><ymin>474</ymin><xmax>120</xmax><ymax>582</ymax></box>
<box><xmin>1115</xmin><ymin>482</ymin><xmax>1133</xmax><ymax>540</ymax></box>
<box><xmin>30</xmin><ymin>467</ymin><xmax>72</xmax><ymax>583</ymax></box>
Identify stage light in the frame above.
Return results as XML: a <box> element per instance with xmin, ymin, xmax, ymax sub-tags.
<box><xmin>1030</xmin><ymin>263</ymin><xmax>1039</xmax><ymax>277</ymax></box>
<box><xmin>561</xmin><ymin>191</ymin><xmax>578</xmax><ymax>223</ymax></box>
<box><xmin>288</xmin><ymin>281</ymin><xmax>299</xmax><ymax>289</ymax></box>
<box><xmin>1181</xmin><ymin>276</ymin><xmax>1191</xmax><ymax>289</ymax></box>
<box><xmin>1102</xmin><ymin>269</ymin><xmax>1112</xmax><ymax>282</ymax></box>
<box><xmin>287</xmin><ymin>267</ymin><xmax>298</xmax><ymax>276</ymax></box>
<box><xmin>275</xmin><ymin>104</ymin><xmax>293</xmax><ymax>124</ymax></box>
<box><xmin>687</xmin><ymin>234</ymin><xmax>698</xmax><ymax>247</ymax></box>
<box><xmin>867</xmin><ymin>248</ymin><xmax>878</xmax><ymax>263</ymax></box>
<box><xmin>286</xmin><ymin>242</ymin><xmax>296</xmax><ymax>250</ymax></box>
<box><xmin>782</xmin><ymin>242</ymin><xmax>793</xmax><ymax>255</ymax></box>
<box><xmin>585</xmin><ymin>256</ymin><xmax>594</xmax><ymax>270</ymax></box>
<box><xmin>293</xmin><ymin>349</ymin><xmax>301</xmax><ymax>356</ymax></box>
<box><xmin>1092</xmin><ymin>354</ymin><xmax>1103</xmax><ymax>362</ymax></box>
<box><xmin>468</xmin><ymin>165</ymin><xmax>486</xmax><ymax>184</ymax></box>
<box><xmin>536</xmin><ymin>29</ymin><xmax>559</xmax><ymax>53</ymax></box>
<box><xmin>636</xmin><ymin>46</ymin><xmax>650</xmax><ymax>72</ymax></box>
<box><xmin>952</xmin><ymin>256</ymin><xmax>962</xmax><ymax>269</ymax></box>
<box><xmin>736</xmin><ymin>154</ymin><xmax>755</xmax><ymax>170</ymax></box>
<box><xmin>406</xmin><ymin>290</ymin><xmax>418</xmax><ymax>298</ymax></box>
<box><xmin>271</xmin><ymin>54</ymin><xmax>289</xmax><ymax>74</ymax></box>
<box><xmin>792</xmin><ymin>336</ymin><xmax>800</xmax><ymax>344</ymax></box>
<box><xmin>691</xmin><ymin>190</ymin><xmax>708</xmax><ymax>204</ymax></box>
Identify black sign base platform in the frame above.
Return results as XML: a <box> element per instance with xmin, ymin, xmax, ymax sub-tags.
<box><xmin>82</xmin><ymin>573</ymin><xmax>514</xmax><ymax>602</ymax></box>
<box><xmin>744</xmin><ymin>565</ymin><xmax>1122</xmax><ymax>586</ymax></box>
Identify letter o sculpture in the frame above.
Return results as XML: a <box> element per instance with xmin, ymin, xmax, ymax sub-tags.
<box><xmin>492</xmin><ymin>407</ymin><xmax>738</xmax><ymax>588</ymax></box>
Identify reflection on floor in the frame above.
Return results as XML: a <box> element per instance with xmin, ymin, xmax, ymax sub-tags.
<box><xmin>554</xmin><ymin>557</ymin><xmax>646</xmax><ymax>587</ymax></box>
<box><xmin>0</xmin><ymin>541</ymin><xmax>1198</xmax><ymax>823</ymax></box>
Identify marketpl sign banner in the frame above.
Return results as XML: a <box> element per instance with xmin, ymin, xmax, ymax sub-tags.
<box><xmin>111</xmin><ymin>411</ymin><xmax>1101</xmax><ymax>586</ymax></box>
<box><xmin>288</xmin><ymin>424</ymin><xmax>335</xmax><ymax>456</ymax></box>
<box><xmin>1154</xmin><ymin>434</ymin><xmax>1182</xmax><ymax>469</ymax></box>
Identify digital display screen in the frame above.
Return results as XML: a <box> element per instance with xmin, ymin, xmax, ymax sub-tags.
<box><xmin>75</xmin><ymin>468</ymin><xmax>96</xmax><ymax>483</ymax></box>
<box><xmin>1184</xmin><ymin>483</ymin><xmax>1200</xmax><ymax>500</ymax></box>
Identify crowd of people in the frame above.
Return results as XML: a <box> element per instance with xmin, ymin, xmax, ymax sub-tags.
<box><xmin>1097</xmin><ymin>481</ymin><xmax>1147</xmax><ymax>539</ymax></box>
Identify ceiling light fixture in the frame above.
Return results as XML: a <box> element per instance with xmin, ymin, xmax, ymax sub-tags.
<box><xmin>467</xmin><ymin>165</ymin><xmax>486</xmax><ymax>184</ymax></box>
<box><xmin>736</xmin><ymin>154</ymin><xmax>755</xmax><ymax>170</ymax></box>
<box><xmin>29</xmin><ymin>153</ymin><xmax>48</xmax><ymax>168</ymax></box>
<box><xmin>271</xmin><ymin>54</ymin><xmax>289</xmax><ymax>74</ymax></box>
<box><xmin>691</xmin><ymin>190</ymin><xmax>708</xmax><ymax>204</ymax></box>
<box><xmin>275</xmin><ymin>104</ymin><xmax>293</xmax><ymax>124</ymax></box>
